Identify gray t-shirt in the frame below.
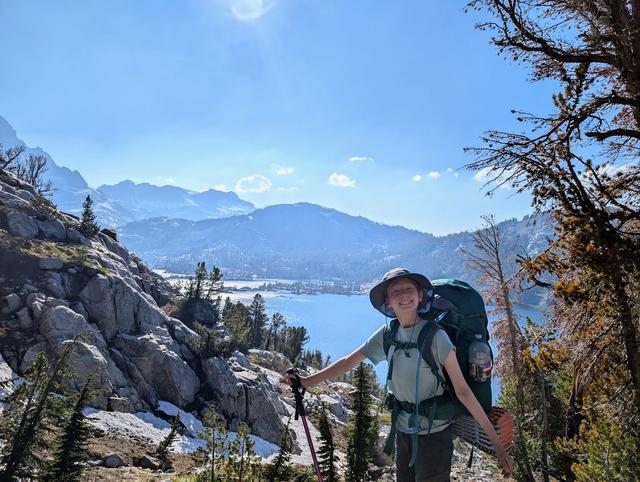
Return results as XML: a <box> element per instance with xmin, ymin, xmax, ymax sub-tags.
<box><xmin>359</xmin><ymin>319</ymin><xmax>454</xmax><ymax>434</ymax></box>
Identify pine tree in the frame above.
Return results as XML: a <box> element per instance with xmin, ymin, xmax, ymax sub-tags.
<box><xmin>263</xmin><ymin>416</ymin><xmax>293</xmax><ymax>482</ymax></box>
<box><xmin>345</xmin><ymin>363</ymin><xmax>378</xmax><ymax>482</ymax></box>
<box><xmin>193</xmin><ymin>262</ymin><xmax>208</xmax><ymax>301</ymax></box>
<box><xmin>155</xmin><ymin>415</ymin><xmax>180</xmax><ymax>471</ymax></box>
<box><xmin>276</xmin><ymin>326</ymin><xmax>309</xmax><ymax>362</ymax></box>
<box><xmin>78</xmin><ymin>195</ymin><xmax>99</xmax><ymax>237</ymax></box>
<box><xmin>265</xmin><ymin>312</ymin><xmax>286</xmax><ymax>351</ymax></box>
<box><xmin>223</xmin><ymin>302</ymin><xmax>251</xmax><ymax>351</ymax></box>
<box><xmin>461</xmin><ymin>214</ymin><xmax>534</xmax><ymax>481</ymax></box>
<box><xmin>193</xmin><ymin>408</ymin><xmax>228</xmax><ymax>482</ymax></box>
<box><xmin>248</xmin><ymin>294</ymin><xmax>268</xmax><ymax>349</ymax></box>
<box><xmin>188</xmin><ymin>322</ymin><xmax>232</xmax><ymax>360</ymax></box>
<box><xmin>0</xmin><ymin>348</ymin><xmax>72</xmax><ymax>480</ymax></box>
<box><xmin>227</xmin><ymin>422</ymin><xmax>260</xmax><ymax>482</ymax></box>
<box><xmin>317</xmin><ymin>403</ymin><xmax>338</xmax><ymax>482</ymax></box>
<box><xmin>44</xmin><ymin>376</ymin><xmax>95</xmax><ymax>482</ymax></box>
<box><xmin>204</xmin><ymin>266</ymin><xmax>224</xmax><ymax>306</ymax></box>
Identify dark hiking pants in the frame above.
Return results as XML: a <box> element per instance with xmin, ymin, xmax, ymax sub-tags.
<box><xmin>395</xmin><ymin>425</ymin><xmax>454</xmax><ymax>482</ymax></box>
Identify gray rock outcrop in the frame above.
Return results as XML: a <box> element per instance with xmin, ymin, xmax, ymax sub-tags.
<box><xmin>6</xmin><ymin>210</ymin><xmax>38</xmax><ymax>238</ymax></box>
<box><xmin>101</xmin><ymin>452</ymin><xmax>128</xmax><ymax>468</ymax></box>
<box><xmin>204</xmin><ymin>356</ymin><xmax>286</xmax><ymax>444</ymax></box>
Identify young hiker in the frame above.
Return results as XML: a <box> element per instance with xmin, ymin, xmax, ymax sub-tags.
<box><xmin>287</xmin><ymin>268</ymin><xmax>513</xmax><ymax>481</ymax></box>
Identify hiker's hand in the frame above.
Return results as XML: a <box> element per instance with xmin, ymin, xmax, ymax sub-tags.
<box><xmin>282</xmin><ymin>372</ymin><xmax>311</xmax><ymax>389</ymax></box>
<box><xmin>495</xmin><ymin>446</ymin><xmax>513</xmax><ymax>478</ymax></box>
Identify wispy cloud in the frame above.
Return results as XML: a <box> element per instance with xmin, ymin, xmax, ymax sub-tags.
<box><xmin>328</xmin><ymin>172</ymin><xmax>356</xmax><ymax>188</ymax></box>
<box><xmin>348</xmin><ymin>156</ymin><xmax>374</xmax><ymax>162</ymax></box>
<box><xmin>412</xmin><ymin>174</ymin><xmax>422</xmax><ymax>182</ymax></box>
<box><xmin>447</xmin><ymin>167</ymin><xmax>454</xmax><ymax>173</ymax></box>
<box><xmin>226</xmin><ymin>0</ymin><xmax>275</xmax><ymax>22</ymax></box>
<box><xmin>428</xmin><ymin>171</ymin><xmax>441</xmax><ymax>179</ymax></box>
<box><xmin>235</xmin><ymin>174</ymin><xmax>272</xmax><ymax>193</ymax></box>
<box><xmin>273</xmin><ymin>164</ymin><xmax>294</xmax><ymax>176</ymax></box>
<box><xmin>276</xmin><ymin>186</ymin><xmax>299</xmax><ymax>192</ymax></box>
<box><xmin>213</xmin><ymin>184</ymin><xmax>231</xmax><ymax>192</ymax></box>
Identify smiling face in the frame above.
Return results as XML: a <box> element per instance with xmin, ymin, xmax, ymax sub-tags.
<box><xmin>385</xmin><ymin>277</ymin><xmax>423</xmax><ymax>316</ymax></box>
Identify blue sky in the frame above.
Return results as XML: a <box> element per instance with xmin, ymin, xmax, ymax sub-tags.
<box><xmin>0</xmin><ymin>0</ymin><xmax>556</xmax><ymax>234</ymax></box>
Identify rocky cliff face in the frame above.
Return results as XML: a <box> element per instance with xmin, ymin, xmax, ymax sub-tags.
<box><xmin>0</xmin><ymin>168</ymin><xmax>286</xmax><ymax>444</ymax></box>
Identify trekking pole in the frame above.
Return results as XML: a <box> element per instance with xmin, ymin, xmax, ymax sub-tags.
<box><xmin>286</xmin><ymin>368</ymin><xmax>324</xmax><ymax>482</ymax></box>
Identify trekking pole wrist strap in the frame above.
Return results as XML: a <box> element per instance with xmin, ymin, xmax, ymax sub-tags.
<box><xmin>287</xmin><ymin>368</ymin><xmax>306</xmax><ymax>420</ymax></box>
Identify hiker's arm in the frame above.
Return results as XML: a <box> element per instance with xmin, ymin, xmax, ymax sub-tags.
<box><xmin>443</xmin><ymin>350</ymin><xmax>513</xmax><ymax>477</ymax></box>
<box><xmin>291</xmin><ymin>348</ymin><xmax>367</xmax><ymax>389</ymax></box>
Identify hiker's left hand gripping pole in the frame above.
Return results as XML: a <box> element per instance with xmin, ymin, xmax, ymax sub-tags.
<box><xmin>287</xmin><ymin>368</ymin><xmax>324</xmax><ymax>482</ymax></box>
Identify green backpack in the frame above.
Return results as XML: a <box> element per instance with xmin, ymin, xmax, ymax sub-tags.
<box><xmin>381</xmin><ymin>279</ymin><xmax>493</xmax><ymax>464</ymax></box>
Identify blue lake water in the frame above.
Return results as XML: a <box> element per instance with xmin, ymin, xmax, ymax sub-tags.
<box><xmin>235</xmin><ymin>290</ymin><xmax>548</xmax><ymax>402</ymax></box>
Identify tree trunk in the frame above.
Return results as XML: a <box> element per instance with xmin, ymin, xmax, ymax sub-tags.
<box><xmin>540</xmin><ymin>371</ymin><xmax>550</xmax><ymax>482</ymax></box>
<box><xmin>567</xmin><ymin>364</ymin><xmax>585</xmax><ymax>440</ymax></box>
<box><xmin>499</xmin><ymin>277</ymin><xmax>535</xmax><ymax>481</ymax></box>
<box><xmin>611</xmin><ymin>275</ymin><xmax>640</xmax><ymax>416</ymax></box>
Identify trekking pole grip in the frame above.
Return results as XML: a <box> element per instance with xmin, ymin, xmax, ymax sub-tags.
<box><xmin>286</xmin><ymin>367</ymin><xmax>306</xmax><ymax>420</ymax></box>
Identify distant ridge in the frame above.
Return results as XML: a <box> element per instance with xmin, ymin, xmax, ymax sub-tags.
<box><xmin>0</xmin><ymin>115</ymin><xmax>254</xmax><ymax>226</ymax></box>
<box><xmin>118</xmin><ymin>202</ymin><xmax>553</xmax><ymax>294</ymax></box>
<box><xmin>0</xmin><ymin>115</ymin><xmax>132</xmax><ymax>227</ymax></box>
<box><xmin>98</xmin><ymin>179</ymin><xmax>254</xmax><ymax>221</ymax></box>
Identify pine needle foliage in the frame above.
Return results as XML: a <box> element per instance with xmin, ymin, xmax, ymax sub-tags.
<box><xmin>227</xmin><ymin>422</ymin><xmax>260</xmax><ymax>482</ymax></box>
<box><xmin>317</xmin><ymin>402</ymin><xmax>338</xmax><ymax>482</ymax></box>
<box><xmin>192</xmin><ymin>408</ymin><xmax>228</xmax><ymax>482</ymax></box>
<box><xmin>0</xmin><ymin>348</ymin><xmax>72</xmax><ymax>481</ymax></box>
<box><xmin>345</xmin><ymin>362</ymin><xmax>378</xmax><ymax>482</ymax></box>
<box><xmin>248</xmin><ymin>294</ymin><xmax>268</xmax><ymax>350</ymax></box>
<box><xmin>44</xmin><ymin>376</ymin><xmax>95</xmax><ymax>482</ymax></box>
<box><xmin>78</xmin><ymin>195</ymin><xmax>99</xmax><ymax>237</ymax></box>
<box><xmin>155</xmin><ymin>415</ymin><xmax>180</xmax><ymax>471</ymax></box>
<box><xmin>263</xmin><ymin>416</ymin><xmax>293</xmax><ymax>482</ymax></box>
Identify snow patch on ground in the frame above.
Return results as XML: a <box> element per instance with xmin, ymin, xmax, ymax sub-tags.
<box><xmin>83</xmin><ymin>407</ymin><xmax>279</xmax><ymax>458</ymax></box>
<box><xmin>157</xmin><ymin>400</ymin><xmax>203</xmax><ymax>437</ymax></box>
<box><xmin>0</xmin><ymin>354</ymin><xmax>20</xmax><ymax>409</ymax></box>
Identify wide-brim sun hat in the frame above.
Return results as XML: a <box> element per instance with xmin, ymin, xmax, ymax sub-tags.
<box><xmin>369</xmin><ymin>267</ymin><xmax>434</xmax><ymax>318</ymax></box>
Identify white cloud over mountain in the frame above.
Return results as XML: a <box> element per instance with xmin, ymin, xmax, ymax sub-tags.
<box><xmin>235</xmin><ymin>174</ymin><xmax>272</xmax><ymax>193</ymax></box>
<box><xmin>328</xmin><ymin>173</ymin><xmax>355</xmax><ymax>188</ymax></box>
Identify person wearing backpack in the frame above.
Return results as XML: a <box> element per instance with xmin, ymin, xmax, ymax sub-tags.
<box><xmin>287</xmin><ymin>268</ymin><xmax>512</xmax><ymax>481</ymax></box>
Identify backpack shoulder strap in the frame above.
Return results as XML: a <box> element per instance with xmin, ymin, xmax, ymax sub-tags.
<box><xmin>417</xmin><ymin>311</ymin><xmax>449</xmax><ymax>386</ymax></box>
<box><xmin>382</xmin><ymin>319</ymin><xmax>400</xmax><ymax>358</ymax></box>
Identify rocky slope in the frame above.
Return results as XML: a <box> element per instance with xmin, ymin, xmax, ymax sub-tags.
<box><xmin>0</xmin><ymin>168</ymin><xmax>289</xmax><ymax>446</ymax></box>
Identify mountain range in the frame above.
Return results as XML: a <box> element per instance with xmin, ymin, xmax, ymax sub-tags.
<box><xmin>0</xmin><ymin>115</ymin><xmax>254</xmax><ymax>227</ymax></box>
<box><xmin>0</xmin><ymin>115</ymin><xmax>554</xmax><ymax>300</ymax></box>
<box><xmin>118</xmin><ymin>203</ymin><xmax>553</xmax><ymax>289</ymax></box>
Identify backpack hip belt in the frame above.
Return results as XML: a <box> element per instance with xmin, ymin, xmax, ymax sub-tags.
<box><xmin>385</xmin><ymin>392</ymin><xmax>450</xmax><ymax>418</ymax></box>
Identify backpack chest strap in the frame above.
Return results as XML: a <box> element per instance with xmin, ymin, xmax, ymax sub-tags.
<box><xmin>391</xmin><ymin>341</ymin><xmax>418</xmax><ymax>351</ymax></box>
